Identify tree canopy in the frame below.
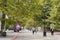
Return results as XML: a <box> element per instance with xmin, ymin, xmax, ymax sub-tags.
<box><xmin>0</xmin><ymin>0</ymin><xmax>60</xmax><ymax>29</ymax></box>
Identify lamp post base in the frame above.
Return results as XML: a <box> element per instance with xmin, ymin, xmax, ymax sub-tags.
<box><xmin>1</xmin><ymin>32</ymin><xmax>6</xmax><ymax>37</ymax></box>
<box><xmin>43</xmin><ymin>31</ymin><xmax>46</xmax><ymax>36</ymax></box>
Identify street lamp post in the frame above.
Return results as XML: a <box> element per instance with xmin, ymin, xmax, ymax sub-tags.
<box><xmin>1</xmin><ymin>13</ymin><xmax>5</xmax><ymax>31</ymax></box>
<box><xmin>0</xmin><ymin>0</ymin><xmax>7</xmax><ymax>36</ymax></box>
<box><xmin>42</xmin><ymin>6</ymin><xmax>47</xmax><ymax>36</ymax></box>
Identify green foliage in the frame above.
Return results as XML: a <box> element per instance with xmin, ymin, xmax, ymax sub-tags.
<box><xmin>0</xmin><ymin>0</ymin><xmax>60</xmax><ymax>29</ymax></box>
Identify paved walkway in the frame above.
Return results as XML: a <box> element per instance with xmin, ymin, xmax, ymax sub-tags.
<box><xmin>0</xmin><ymin>29</ymin><xmax>60</xmax><ymax>40</ymax></box>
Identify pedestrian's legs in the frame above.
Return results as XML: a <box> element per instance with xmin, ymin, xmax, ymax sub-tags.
<box><xmin>51</xmin><ymin>29</ymin><xmax>54</xmax><ymax>35</ymax></box>
<box><xmin>32</xmin><ymin>31</ymin><xmax>34</xmax><ymax>34</ymax></box>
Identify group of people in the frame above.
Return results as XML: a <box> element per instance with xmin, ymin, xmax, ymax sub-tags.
<box><xmin>32</xmin><ymin>23</ymin><xmax>55</xmax><ymax>35</ymax></box>
<box><xmin>14</xmin><ymin>23</ymin><xmax>55</xmax><ymax>36</ymax></box>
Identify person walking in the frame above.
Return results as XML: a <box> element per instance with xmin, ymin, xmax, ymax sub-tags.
<box><xmin>50</xmin><ymin>23</ymin><xmax>55</xmax><ymax>35</ymax></box>
<box><xmin>16</xmin><ymin>23</ymin><xmax>20</xmax><ymax>32</ymax></box>
<box><xmin>32</xmin><ymin>27</ymin><xmax>37</xmax><ymax>34</ymax></box>
<box><xmin>32</xmin><ymin>27</ymin><xmax>35</xmax><ymax>34</ymax></box>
